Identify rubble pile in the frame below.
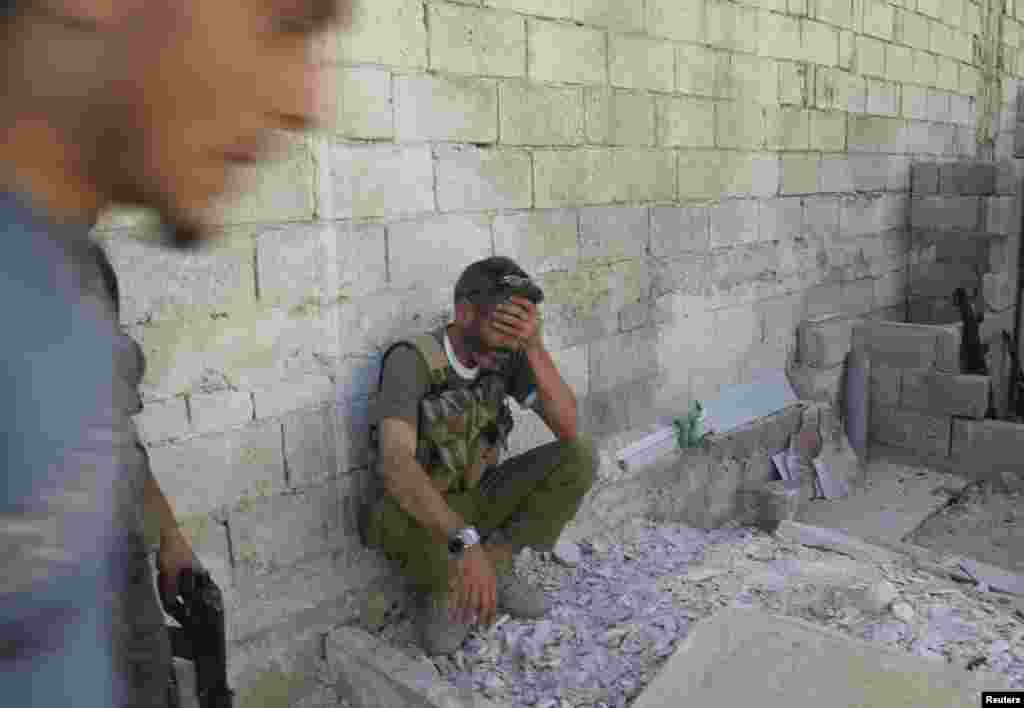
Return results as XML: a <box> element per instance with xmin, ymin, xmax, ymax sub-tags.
<box><xmin>373</xmin><ymin>519</ymin><xmax>1024</xmax><ymax>708</ymax></box>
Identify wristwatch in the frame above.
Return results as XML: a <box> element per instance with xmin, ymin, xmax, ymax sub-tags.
<box><xmin>447</xmin><ymin>527</ymin><xmax>481</xmax><ymax>558</ymax></box>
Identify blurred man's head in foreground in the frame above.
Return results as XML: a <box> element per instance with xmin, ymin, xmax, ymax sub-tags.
<box><xmin>0</xmin><ymin>1</ymin><xmax>351</xmax><ymax>247</ymax></box>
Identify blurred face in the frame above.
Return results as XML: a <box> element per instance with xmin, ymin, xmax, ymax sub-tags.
<box><xmin>460</xmin><ymin>297</ymin><xmax>519</xmax><ymax>369</ymax></box>
<box><xmin>94</xmin><ymin>0</ymin><xmax>348</xmax><ymax>247</ymax></box>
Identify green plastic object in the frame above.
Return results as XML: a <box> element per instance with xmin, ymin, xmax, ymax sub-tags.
<box><xmin>673</xmin><ymin>400</ymin><xmax>705</xmax><ymax>450</ymax></box>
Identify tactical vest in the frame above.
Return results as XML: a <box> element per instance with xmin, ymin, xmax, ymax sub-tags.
<box><xmin>359</xmin><ymin>332</ymin><xmax>515</xmax><ymax>546</ymax></box>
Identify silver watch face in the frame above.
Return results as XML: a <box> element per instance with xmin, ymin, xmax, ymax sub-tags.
<box><xmin>460</xmin><ymin>527</ymin><xmax>480</xmax><ymax>547</ymax></box>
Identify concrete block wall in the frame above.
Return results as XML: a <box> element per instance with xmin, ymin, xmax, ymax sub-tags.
<box><xmin>90</xmin><ymin>0</ymin><xmax>1024</xmax><ymax>704</ymax></box>
<box><xmin>852</xmin><ymin>319</ymin><xmax>999</xmax><ymax>463</ymax></box>
<box><xmin>908</xmin><ymin>159</ymin><xmax>1020</xmax><ymax>325</ymax></box>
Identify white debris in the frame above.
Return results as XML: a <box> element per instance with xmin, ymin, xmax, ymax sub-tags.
<box><xmin>891</xmin><ymin>601</ymin><xmax>916</xmax><ymax>623</ymax></box>
<box><xmin>552</xmin><ymin>540</ymin><xmax>581</xmax><ymax>567</ymax></box>
<box><xmin>861</xmin><ymin>580</ymin><xmax>899</xmax><ymax>614</ymax></box>
<box><xmin>358</xmin><ymin>518</ymin><xmax>1024</xmax><ymax>708</ymax></box>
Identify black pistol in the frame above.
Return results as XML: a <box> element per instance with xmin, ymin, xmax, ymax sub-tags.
<box><xmin>161</xmin><ymin>567</ymin><xmax>235</xmax><ymax>708</ymax></box>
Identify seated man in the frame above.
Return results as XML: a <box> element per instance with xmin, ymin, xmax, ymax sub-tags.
<box><xmin>363</xmin><ymin>256</ymin><xmax>598</xmax><ymax>655</ymax></box>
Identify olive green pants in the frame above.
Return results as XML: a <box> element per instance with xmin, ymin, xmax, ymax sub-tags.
<box><xmin>367</xmin><ymin>437</ymin><xmax>598</xmax><ymax>594</ymax></box>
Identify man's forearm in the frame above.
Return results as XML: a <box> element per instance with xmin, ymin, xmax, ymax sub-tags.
<box><xmin>383</xmin><ymin>453</ymin><xmax>467</xmax><ymax>545</ymax></box>
<box><xmin>524</xmin><ymin>342</ymin><xmax>577</xmax><ymax>440</ymax></box>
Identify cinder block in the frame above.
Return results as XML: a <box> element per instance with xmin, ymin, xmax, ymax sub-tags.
<box><xmin>765</xmin><ymin>106</ymin><xmax>811</xmax><ymax>151</ymax></box>
<box><xmin>856</xmin><ymin>36</ymin><xmax>886</xmax><ymax>78</ymax></box>
<box><xmin>387</xmin><ymin>213</ymin><xmax>492</xmax><ymax>291</ymax></box>
<box><xmin>869</xmin><ymin>362</ymin><xmax>901</xmax><ymax>407</ymax></box>
<box><xmin>569</xmin><ymin>0</ymin><xmax>643</xmax><ymax>30</ymax></box>
<box><xmin>610</xmin><ymin>149</ymin><xmax>676</xmax><ymax>203</ymax></box>
<box><xmin>320</xmin><ymin>66</ymin><xmax>393</xmax><ymax>141</ymax></box>
<box><xmin>934</xmin><ymin>325</ymin><xmax>961</xmax><ymax>373</ymax></box>
<box><xmin>281</xmin><ymin>405</ymin><xmax>340</xmax><ymax>488</ymax></box>
<box><xmin>839</xmin><ymin>194</ymin><xmax>885</xmax><ymax>237</ymax></box>
<box><xmin>229</xmin><ymin>479</ymin><xmax>341</xmax><ymax>577</ymax></box>
<box><xmin>847</xmin><ymin>115</ymin><xmax>906</xmax><ymax>153</ymax></box>
<box><xmin>780</xmin><ymin>154</ymin><xmax>820</xmax><ymax>195</ymax></box>
<box><xmin>869</xmin><ymin>405</ymin><xmax>952</xmax><ymax>458</ymax></box>
<box><xmin>759</xmin><ymin>197</ymin><xmax>805</xmax><ymax>244</ymax></box>
<box><xmin>717</xmin><ymin>102</ymin><xmax>767</xmax><ymax>150</ymax></box>
<box><xmin>866</xmin><ymin>78</ymin><xmax>900</xmax><ymax>117</ymax></box>
<box><xmin>804</xmin><ymin>279</ymin><xmax>876</xmax><ymax>319</ymax></box>
<box><xmin>710</xmin><ymin>200</ymin><xmax>759</xmax><ymax>247</ymax></box>
<box><xmin>818</xmin><ymin>157</ymin><xmax>854</xmax><ymax>193</ymax></box>
<box><xmin>986</xmin><ymin>196</ymin><xmax>1020</xmax><ymax>236</ymax></box>
<box><xmin>610</xmin><ymin>34</ymin><xmax>675</xmax><ymax>93</ymax></box>
<box><xmin>983</xmin><ymin>272</ymin><xmax>1014</xmax><ymax>312</ymax></box>
<box><xmin>676</xmin><ymin>44</ymin><xmax>728</xmax><ymax>98</ymax></box>
<box><xmin>579</xmin><ymin>206</ymin><xmax>648</xmax><ymax>260</ymax></box>
<box><xmin>706</xmin><ymin>1</ymin><xmax>758</xmax><ymax>53</ymax></box>
<box><xmin>528</xmin><ymin>19</ymin><xmax>607</xmax><ymax>85</ymax></box>
<box><xmin>428</xmin><ymin>3</ymin><xmax>526</xmax><ymax>78</ymax></box>
<box><xmin>651</xmin><ymin>206</ymin><xmax>710</xmax><ymax>257</ymax></box>
<box><xmin>804</xmin><ymin>196</ymin><xmax>840</xmax><ymax>238</ymax></box>
<box><xmin>995</xmin><ymin>160</ymin><xmax>1022</xmax><ymax>195</ymax></box>
<box><xmin>394</xmin><ymin>73</ymin><xmax>497</xmax><ymax>143</ymax></box>
<box><xmin>135</xmin><ymin>396</ymin><xmax>191</xmax><ymax>445</ymax></box>
<box><xmin>951</xmin><ymin>418</ymin><xmax>1024</xmax><ymax>474</ymax></box>
<box><xmin>911</xmin><ymin>162</ymin><xmax>941</xmax><ymax>196</ymax></box>
<box><xmin>801</xmin><ymin>19</ymin><xmax>839</xmax><ymax>66</ymax></box>
<box><xmin>319</xmin><ymin>143</ymin><xmax>434</xmax><ymax>220</ymax></box>
<box><xmin>189</xmin><ymin>389</ymin><xmax>253</xmax><ymax>435</ymax></box>
<box><xmin>778</xmin><ymin>61</ymin><xmax>806</xmax><ymax>107</ymax></box>
<box><xmin>252</xmin><ymin>374</ymin><xmax>335</xmax><ymax>420</ymax></box>
<box><xmin>758</xmin><ymin>11</ymin><xmax>802</xmax><ymax>61</ymax></box>
<box><xmin>147</xmin><ymin>420</ymin><xmax>285</xmax><ymax>517</ymax></box>
<box><xmin>500</xmin><ymin>82</ymin><xmax>583</xmax><ymax>146</ymax></box>
<box><xmin>908</xmin><ymin>261</ymin><xmax>979</xmax><ymax>298</ymax></box>
<box><xmin>940</xmin><ymin>162</ymin><xmax>996</xmax><ymax>196</ymax></box>
<box><xmin>948</xmin><ymin>94</ymin><xmax>976</xmax><ymax>126</ymax></box>
<box><xmin>723</xmin><ymin>54</ymin><xmax>778</xmax><ymax>105</ymax></box>
<box><xmin>910</xmin><ymin>196</ymin><xmax>982</xmax><ymax>231</ymax></box>
<box><xmin>604</xmin><ymin>90</ymin><xmax>656</xmax><ymax>147</ymax></box>
<box><xmin>847</xmin><ymin>155</ymin><xmax>893</xmax><ymax>192</ymax></box>
<box><xmin>435</xmin><ymin>144</ymin><xmax>532</xmax><ymax>212</ymax></box>
<box><xmin>798</xmin><ymin>315</ymin><xmax>856</xmax><ymax>368</ymax></box>
<box><xmin>533</xmin><ymin>148</ymin><xmax>616</xmax><ymax>207</ymax></box>
<box><xmin>809</xmin><ymin>110</ymin><xmax>847</xmax><ymax>152</ymax></box>
<box><xmin>901</xmin><ymin>370</ymin><xmax>990</xmax><ymax>419</ymax></box>
<box><xmin>645</xmin><ymin>0</ymin><xmax>706</xmax><ymax>42</ymax></box>
<box><xmin>852</xmin><ymin>320</ymin><xmax>940</xmax><ymax>369</ymax></box>
<box><xmin>657</xmin><ymin>96</ymin><xmax>715</xmax><ymax>148</ymax></box>
<box><xmin>325</xmin><ymin>0</ymin><xmax>426</xmax><ymax>67</ymax></box>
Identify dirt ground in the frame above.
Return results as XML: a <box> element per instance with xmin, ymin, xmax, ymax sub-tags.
<box><xmin>908</xmin><ymin>483</ymin><xmax>1024</xmax><ymax>576</ymax></box>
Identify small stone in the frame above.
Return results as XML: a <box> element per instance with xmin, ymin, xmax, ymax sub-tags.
<box><xmin>861</xmin><ymin>580</ymin><xmax>899</xmax><ymax>614</ymax></box>
<box><xmin>891</xmin><ymin>601</ymin><xmax>916</xmax><ymax>623</ymax></box>
<box><xmin>554</xmin><ymin>540</ymin><xmax>582</xmax><ymax>567</ymax></box>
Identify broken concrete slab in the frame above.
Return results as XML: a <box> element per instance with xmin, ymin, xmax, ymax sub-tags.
<box><xmin>775</xmin><ymin>521</ymin><xmax>904</xmax><ymax>565</ymax></box>
<box><xmin>631</xmin><ymin>608</ymin><xmax>1008</xmax><ymax>708</ymax></box>
<box><xmin>795</xmin><ymin>457</ymin><xmax>968</xmax><ymax>545</ymax></box>
<box><xmin>701</xmin><ymin>370</ymin><xmax>799</xmax><ymax>436</ymax></box>
<box><xmin>959</xmin><ymin>559</ymin><xmax>1024</xmax><ymax>596</ymax></box>
<box><xmin>328</xmin><ymin>626</ymin><xmax>510</xmax><ymax>708</ymax></box>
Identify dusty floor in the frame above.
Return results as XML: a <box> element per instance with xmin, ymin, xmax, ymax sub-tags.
<box><xmin>362</xmin><ymin>515</ymin><xmax>1024</xmax><ymax>708</ymax></box>
<box><xmin>908</xmin><ymin>483</ymin><xmax>1024</xmax><ymax>576</ymax></box>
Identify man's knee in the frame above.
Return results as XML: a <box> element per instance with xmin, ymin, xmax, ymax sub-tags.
<box><xmin>560</xmin><ymin>435</ymin><xmax>599</xmax><ymax>493</ymax></box>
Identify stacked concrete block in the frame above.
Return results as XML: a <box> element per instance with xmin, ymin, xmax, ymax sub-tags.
<box><xmin>852</xmin><ymin>319</ymin><xmax>1003</xmax><ymax>467</ymax></box>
